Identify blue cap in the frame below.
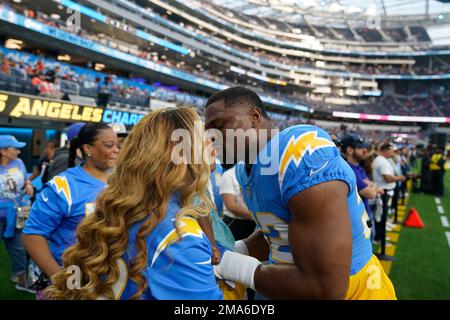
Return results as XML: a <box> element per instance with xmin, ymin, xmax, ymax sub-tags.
<box><xmin>65</xmin><ymin>122</ymin><xmax>85</xmax><ymax>140</ymax></box>
<box><xmin>341</xmin><ymin>133</ymin><xmax>370</xmax><ymax>150</ymax></box>
<box><xmin>0</xmin><ymin>135</ymin><xmax>26</xmax><ymax>149</ymax></box>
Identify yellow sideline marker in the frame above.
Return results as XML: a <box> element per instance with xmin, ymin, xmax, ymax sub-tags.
<box><xmin>378</xmin><ymin>193</ymin><xmax>410</xmax><ymax>275</ymax></box>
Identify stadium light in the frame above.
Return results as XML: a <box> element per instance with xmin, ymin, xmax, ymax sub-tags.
<box><xmin>316</xmin><ymin>61</ymin><xmax>325</xmax><ymax>68</ymax></box>
<box><xmin>5</xmin><ymin>39</ymin><xmax>23</xmax><ymax>50</ymax></box>
<box><xmin>57</xmin><ymin>54</ymin><xmax>71</xmax><ymax>62</ymax></box>
<box><xmin>95</xmin><ymin>63</ymin><xmax>106</xmax><ymax>71</ymax></box>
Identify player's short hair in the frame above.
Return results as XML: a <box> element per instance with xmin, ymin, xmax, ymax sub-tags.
<box><xmin>205</xmin><ymin>86</ymin><xmax>270</xmax><ymax>119</ymax></box>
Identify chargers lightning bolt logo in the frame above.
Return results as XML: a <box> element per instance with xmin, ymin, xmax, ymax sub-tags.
<box><xmin>151</xmin><ymin>217</ymin><xmax>205</xmax><ymax>267</ymax></box>
<box><xmin>279</xmin><ymin>131</ymin><xmax>335</xmax><ymax>187</ymax></box>
<box><xmin>51</xmin><ymin>176</ymin><xmax>72</xmax><ymax>210</ymax></box>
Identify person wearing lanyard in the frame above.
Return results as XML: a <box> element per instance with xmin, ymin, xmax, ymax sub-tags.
<box><xmin>0</xmin><ymin>135</ymin><xmax>34</xmax><ymax>292</ymax></box>
<box><xmin>22</xmin><ymin>123</ymin><xmax>119</xmax><ymax>292</ymax></box>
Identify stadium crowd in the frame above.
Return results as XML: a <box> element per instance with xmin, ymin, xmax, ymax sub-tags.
<box><xmin>0</xmin><ymin>46</ymin><xmax>210</xmax><ymax>109</ymax></box>
<box><xmin>6</xmin><ymin>0</ymin><xmax>450</xmax><ymax>92</ymax></box>
<box><xmin>2</xmin><ymin>43</ymin><xmax>450</xmax><ymax>118</ymax></box>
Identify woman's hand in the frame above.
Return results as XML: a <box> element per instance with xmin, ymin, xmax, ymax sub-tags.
<box><xmin>23</xmin><ymin>180</ymin><xmax>34</xmax><ymax>198</ymax></box>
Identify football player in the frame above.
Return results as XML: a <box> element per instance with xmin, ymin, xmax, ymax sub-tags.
<box><xmin>205</xmin><ymin>87</ymin><xmax>396</xmax><ymax>300</ymax></box>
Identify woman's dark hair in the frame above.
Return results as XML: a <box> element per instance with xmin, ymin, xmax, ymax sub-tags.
<box><xmin>68</xmin><ymin>122</ymin><xmax>111</xmax><ymax>168</ymax></box>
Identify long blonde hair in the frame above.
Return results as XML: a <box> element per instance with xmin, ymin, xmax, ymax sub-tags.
<box><xmin>45</xmin><ymin>108</ymin><xmax>212</xmax><ymax>299</ymax></box>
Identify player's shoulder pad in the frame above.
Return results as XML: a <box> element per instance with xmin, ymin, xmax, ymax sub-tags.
<box><xmin>278</xmin><ymin>125</ymin><xmax>336</xmax><ymax>186</ymax></box>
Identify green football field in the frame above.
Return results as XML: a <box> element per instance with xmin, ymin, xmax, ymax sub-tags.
<box><xmin>389</xmin><ymin>171</ymin><xmax>450</xmax><ymax>299</ymax></box>
<box><xmin>0</xmin><ymin>172</ymin><xmax>449</xmax><ymax>300</ymax></box>
<box><xmin>0</xmin><ymin>242</ymin><xmax>34</xmax><ymax>300</ymax></box>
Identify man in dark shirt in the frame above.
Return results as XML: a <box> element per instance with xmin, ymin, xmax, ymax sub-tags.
<box><xmin>44</xmin><ymin>122</ymin><xmax>85</xmax><ymax>181</ymax></box>
<box><xmin>341</xmin><ymin>134</ymin><xmax>383</xmax><ymax>240</ymax></box>
<box><xmin>29</xmin><ymin>141</ymin><xmax>58</xmax><ymax>184</ymax></box>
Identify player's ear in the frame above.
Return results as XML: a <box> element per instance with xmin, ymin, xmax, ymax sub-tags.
<box><xmin>249</xmin><ymin>107</ymin><xmax>263</xmax><ymax>127</ymax></box>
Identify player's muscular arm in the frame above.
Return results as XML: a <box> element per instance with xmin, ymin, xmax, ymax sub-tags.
<box><xmin>253</xmin><ymin>180</ymin><xmax>352</xmax><ymax>299</ymax></box>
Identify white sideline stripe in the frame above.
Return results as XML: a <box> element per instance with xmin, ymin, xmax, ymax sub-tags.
<box><xmin>437</xmin><ymin>205</ymin><xmax>445</xmax><ymax>214</ymax></box>
<box><xmin>441</xmin><ymin>216</ymin><xmax>449</xmax><ymax>228</ymax></box>
<box><xmin>446</xmin><ymin>232</ymin><xmax>450</xmax><ymax>248</ymax></box>
<box><xmin>435</xmin><ymin>198</ymin><xmax>441</xmax><ymax>205</ymax></box>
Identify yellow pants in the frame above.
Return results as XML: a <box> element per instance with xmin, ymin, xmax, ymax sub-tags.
<box><xmin>345</xmin><ymin>255</ymin><xmax>397</xmax><ymax>300</ymax></box>
<box><xmin>219</xmin><ymin>280</ymin><xmax>247</xmax><ymax>300</ymax></box>
<box><xmin>220</xmin><ymin>254</ymin><xmax>396</xmax><ymax>300</ymax></box>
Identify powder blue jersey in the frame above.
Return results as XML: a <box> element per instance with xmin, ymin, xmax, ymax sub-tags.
<box><xmin>113</xmin><ymin>193</ymin><xmax>223</xmax><ymax>300</ymax></box>
<box><xmin>235</xmin><ymin>125</ymin><xmax>373</xmax><ymax>275</ymax></box>
<box><xmin>23</xmin><ymin>165</ymin><xmax>106</xmax><ymax>265</ymax></box>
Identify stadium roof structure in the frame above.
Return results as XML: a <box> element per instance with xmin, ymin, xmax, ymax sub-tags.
<box><xmin>211</xmin><ymin>0</ymin><xmax>450</xmax><ymax>27</ymax></box>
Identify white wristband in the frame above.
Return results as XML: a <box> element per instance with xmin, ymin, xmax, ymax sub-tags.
<box><xmin>213</xmin><ymin>251</ymin><xmax>261</xmax><ymax>291</ymax></box>
<box><xmin>234</xmin><ymin>240</ymin><xmax>249</xmax><ymax>255</ymax></box>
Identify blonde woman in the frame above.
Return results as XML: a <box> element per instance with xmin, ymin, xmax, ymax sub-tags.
<box><xmin>45</xmin><ymin>108</ymin><xmax>223</xmax><ymax>300</ymax></box>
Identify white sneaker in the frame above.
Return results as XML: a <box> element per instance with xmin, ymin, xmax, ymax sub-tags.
<box><xmin>15</xmin><ymin>283</ymin><xmax>37</xmax><ymax>294</ymax></box>
<box><xmin>10</xmin><ymin>275</ymin><xmax>19</xmax><ymax>284</ymax></box>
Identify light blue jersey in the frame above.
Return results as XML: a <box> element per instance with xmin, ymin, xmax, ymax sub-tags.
<box><xmin>23</xmin><ymin>165</ymin><xmax>106</xmax><ymax>265</ymax></box>
<box><xmin>115</xmin><ymin>193</ymin><xmax>223</xmax><ymax>300</ymax></box>
<box><xmin>235</xmin><ymin>125</ymin><xmax>373</xmax><ymax>275</ymax></box>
